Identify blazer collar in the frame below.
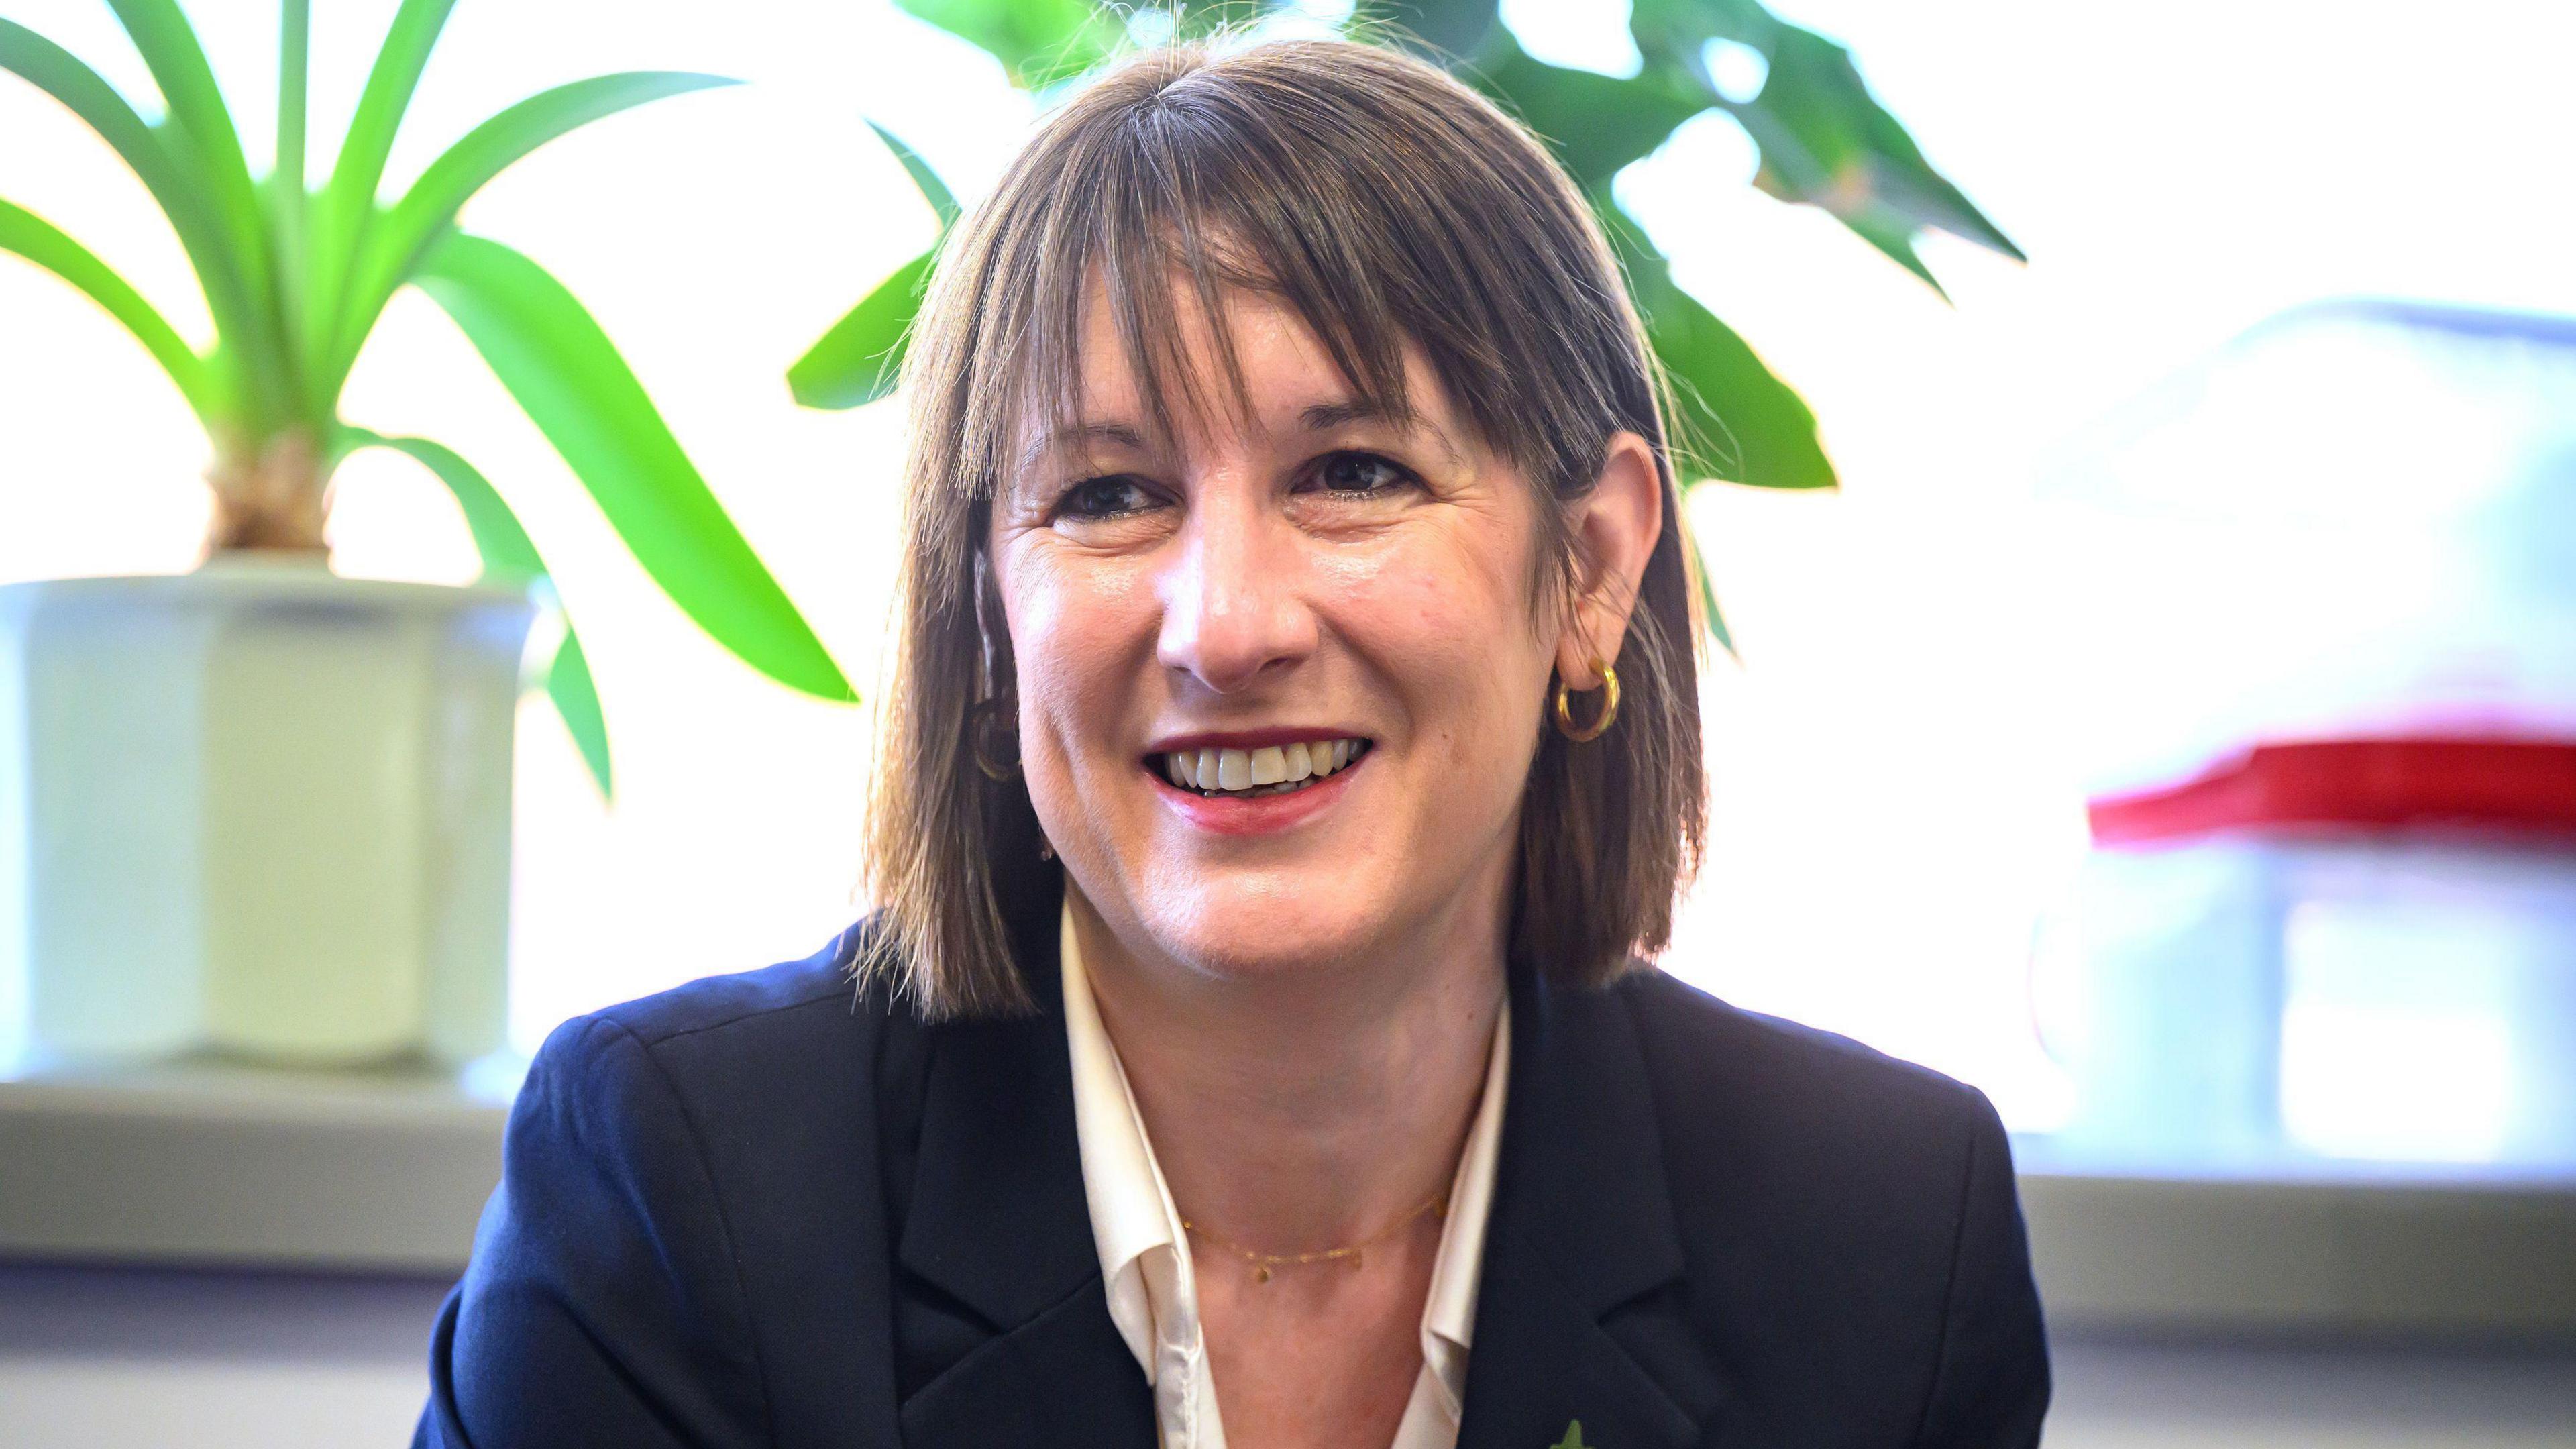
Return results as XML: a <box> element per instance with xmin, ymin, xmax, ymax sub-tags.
<box><xmin>896</xmin><ymin>871</ymin><xmax>1100</xmax><ymax>1329</ymax></box>
<box><xmin>894</xmin><ymin>890</ymin><xmax>1720</xmax><ymax>1448</ymax></box>
<box><xmin>1452</xmin><ymin>959</ymin><xmax>1725</xmax><ymax>1449</ymax></box>
<box><xmin>893</xmin><ymin>872</ymin><xmax>1161</xmax><ymax>1446</ymax></box>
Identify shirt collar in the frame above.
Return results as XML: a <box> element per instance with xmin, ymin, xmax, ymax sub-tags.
<box><xmin>1060</xmin><ymin>900</ymin><xmax>1511</xmax><ymax>1429</ymax></box>
<box><xmin>1419</xmin><ymin>981</ymin><xmax>1511</xmax><ymax>1417</ymax></box>
<box><xmin>1060</xmin><ymin>904</ymin><xmax>1195</xmax><ymax>1378</ymax></box>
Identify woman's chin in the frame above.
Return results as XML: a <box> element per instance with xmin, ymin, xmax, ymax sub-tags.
<box><xmin>1137</xmin><ymin>890</ymin><xmax>1403</xmax><ymax>985</ymax></box>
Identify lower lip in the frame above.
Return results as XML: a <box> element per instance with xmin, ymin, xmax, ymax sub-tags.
<box><xmin>1148</xmin><ymin>755</ymin><xmax>1364</xmax><ymax>835</ymax></box>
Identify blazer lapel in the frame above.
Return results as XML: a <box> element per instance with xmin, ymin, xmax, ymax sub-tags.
<box><xmin>895</xmin><ymin>1275</ymin><xmax>1152</xmax><ymax>1447</ymax></box>
<box><xmin>1457</xmin><ymin>965</ymin><xmax>1729</xmax><ymax>1449</ymax></box>
<box><xmin>891</xmin><ymin>878</ymin><xmax>1157</xmax><ymax>1449</ymax></box>
<box><xmin>883</xmin><ymin>881</ymin><xmax>1725</xmax><ymax>1449</ymax></box>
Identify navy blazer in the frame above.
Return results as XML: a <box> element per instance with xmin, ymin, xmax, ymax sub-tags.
<box><xmin>416</xmin><ymin>887</ymin><xmax>2049</xmax><ymax>1448</ymax></box>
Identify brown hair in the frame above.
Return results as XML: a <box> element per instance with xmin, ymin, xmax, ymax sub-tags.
<box><xmin>862</xmin><ymin>35</ymin><xmax>1707</xmax><ymax>1018</ymax></box>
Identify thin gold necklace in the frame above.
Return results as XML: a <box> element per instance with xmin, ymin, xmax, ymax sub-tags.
<box><xmin>1180</xmin><ymin>1189</ymin><xmax>1449</xmax><ymax>1284</ymax></box>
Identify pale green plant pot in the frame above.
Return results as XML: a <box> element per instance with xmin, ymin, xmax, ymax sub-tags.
<box><xmin>0</xmin><ymin>561</ymin><xmax>537</xmax><ymax>1067</ymax></box>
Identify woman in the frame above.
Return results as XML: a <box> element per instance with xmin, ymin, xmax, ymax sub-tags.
<box><xmin>417</xmin><ymin>36</ymin><xmax>2049</xmax><ymax>1449</ymax></box>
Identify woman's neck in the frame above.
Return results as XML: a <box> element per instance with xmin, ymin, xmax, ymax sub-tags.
<box><xmin>1066</xmin><ymin>877</ymin><xmax>1508</xmax><ymax>1253</ymax></box>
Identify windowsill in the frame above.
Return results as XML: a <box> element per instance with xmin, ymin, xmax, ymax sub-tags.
<box><xmin>5</xmin><ymin>1061</ymin><xmax>2573</xmax><ymax>1335</ymax></box>
<box><xmin>2015</xmin><ymin>1158</ymin><xmax>2576</xmax><ymax>1337</ymax></box>
<box><xmin>0</xmin><ymin>1056</ymin><xmax>512</xmax><ymax>1276</ymax></box>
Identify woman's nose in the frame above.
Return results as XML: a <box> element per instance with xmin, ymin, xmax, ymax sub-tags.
<box><xmin>1156</xmin><ymin>492</ymin><xmax>1317</xmax><ymax>694</ymax></box>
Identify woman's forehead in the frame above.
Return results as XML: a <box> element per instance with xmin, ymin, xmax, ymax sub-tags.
<box><xmin>1017</xmin><ymin>272</ymin><xmax>1468</xmax><ymax>464</ymax></box>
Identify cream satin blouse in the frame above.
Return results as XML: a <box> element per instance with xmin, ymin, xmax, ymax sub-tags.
<box><xmin>1059</xmin><ymin>906</ymin><xmax>1511</xmax><ymax>1449</ymax></box>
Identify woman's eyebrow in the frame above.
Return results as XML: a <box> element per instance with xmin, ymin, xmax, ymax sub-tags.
<box><xmin>1298</xmin><ymin>399</ymin><xmax>1464</xmax><ymax>469</ymax></box>
<box><xmin>1019</xmin><ymin>420</ymin><xmax>1148</xmax><ymax>474</ymax></box>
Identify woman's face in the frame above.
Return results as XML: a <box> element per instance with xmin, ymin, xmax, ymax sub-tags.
<box><xmin>989</xmin><ymin>282</ymin><xmax>1578</xmax><ymax>984</ymax></box>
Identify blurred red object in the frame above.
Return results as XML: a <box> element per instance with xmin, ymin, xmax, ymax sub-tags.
<box><xmin>2088</xmin><ymin>738</ymin><xmax>2576</xmax><ymax>846</ymax></box>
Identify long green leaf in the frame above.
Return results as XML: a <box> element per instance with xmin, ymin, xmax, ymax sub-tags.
<box><xmin>1705</xmin><ymin>26</ymin><xmax>2022</xmax><ymax>291</ymax></box>
<box><xmin>333</xmin><ymin>70</ymin><xmax>737</xmax><ymax>380</ymax></box>
<box><xmin>788</xmin><ymin>248</ymin><xmax>932</xmax><ymax>410</ymax></box>
<box><xmin>276</xmin><ymin>0</ymin><xmax>307</xmax><ymax>191</ymax></box>
<box><xmin>1643</xmin><ymin>269</ymin><xmax>1832</xmax><ymax>490</ymax></box>
<box><xmin>1837</xmin><ymin>208</ymin><xmax>1948</xmax><ymax>301</ymax></box>
<box><xmin>352</xmin><ymin>427</ymin><xmax>614</xmax><ymax>794</ymax></box>
<box><xmin>0</xmin><ymin>18</ymin><xmax>257</xmax><ymax>426</ymax></box>
<box><xmin>104</xmin><ymin>0</ymin><xmax>288</xmax><ymax>414</ymax></box>
<box><xmin>308</xmin><ymin>0</ymin><xmax>458</xmax><ymax>372</ymax></box>
<box><xmin>1366</xmin><ymin>0</ymin><xmax>1505</xmax><ymax>61</ymax></box>
<box><xmin>1750</xmin><ymin>29</ymin><xmax>2019</xmax><ymax>258</ymax></box>
<box><xmin>783</xmin><ymin>125</ymin><xmax>954</xmax><ymax>409</ymax></box>
<box><xmin>897</xmin><ymin>0</ymin><xmax>1122</xmax><ymax>87</ymax></box>
<box><xmin>1596</xmin><ymin>199</ymin><xmax>1833</xmax><ymax>492</ymax></box>
<box><xmin>1472</xmin><ymin>34</ymin><xmax>1706</xmax><ymax>191</ymax></box>
<box><xmin>104</xmin><ymin>0</ymin><xmax>262</xmax><ymax>258</ymax></box>
<box><xmin>544</xmin><ymin>630</ymin><xmax>611</xmax><ymax>797</ymax></box>
<box><xmin>0</xmin><ymin>196</ymin><xmax>213</xmax><ymax>423</ymax></box>
<box><xmin>413</xmin><ymin>231</ymin><xmax>855</xmax><ymax>703</ymax></box>
<box><xmin>1625</xmin><ymin>0</ymin><xmax>2023</xmax><ymax>271</ymax></box>
<box><xmin>868</xmin><ymin>121</ymin><xmax>959</xmax><ymax>229</ymax></box>
<box><xmin>271</xmin><ymin>0</ymin><xmax>309</xmax><ymax>350</ymax></box>
<box><xmin>1624</xmin><ymin>0</ymin><xmax>1772</xmax><ymax>62</ymax></box>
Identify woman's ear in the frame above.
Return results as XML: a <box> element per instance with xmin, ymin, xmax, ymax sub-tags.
<box><xmin>1555</xmin><ymin>430</ymin><xmax>1664</xmax><ymax>688</ymax></box>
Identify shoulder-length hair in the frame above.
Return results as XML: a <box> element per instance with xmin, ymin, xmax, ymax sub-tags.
<box><xmin>863</xmin><ymin>35</ymin><xmax>1707</xmax><ymax>1018</ymax></box>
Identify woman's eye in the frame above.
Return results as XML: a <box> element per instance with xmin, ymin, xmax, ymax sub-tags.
<box><xmin>1058</xmin><ymin>476</ymin><xmax>1159</xmax><ymax>519</ymax></box>
<box><xmin>1313</xmin><ymin>451</ymin><xmax>1413</xmax><ymax>494</ymax></box>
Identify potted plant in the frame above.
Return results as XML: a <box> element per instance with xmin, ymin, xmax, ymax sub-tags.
<box><xmin>0</xmin><ymin>0</ymin><xmax>851</xmax><ymax>1067</ymax></box>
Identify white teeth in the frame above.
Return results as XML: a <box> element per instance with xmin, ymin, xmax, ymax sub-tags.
<box><xmin>1158</xmin><ymin>738</ymin><xmax>1364</xmax><ymax>794</ymax></box>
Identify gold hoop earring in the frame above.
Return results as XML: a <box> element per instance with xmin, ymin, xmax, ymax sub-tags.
<box><xmin>1553</xmin><ymin>657</ymin><xmax>1619</xmax><ymax>743</ymax></box>
<box><xmin>969</xmin><ymin>696</ymin><xmax>1020</xmax><ymax>780</ymax></box>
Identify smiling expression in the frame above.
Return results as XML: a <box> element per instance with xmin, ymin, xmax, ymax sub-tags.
<box><xmin>987</xmin><ymin>278</ymin><xmax>1566</xmax><ymax>983</ymax></box>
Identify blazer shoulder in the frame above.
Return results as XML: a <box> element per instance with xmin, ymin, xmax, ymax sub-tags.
<box><xmin>1603</xmin><ymin>967</ymin><xmax>2048</xmax><ymax>1447</ymax></box>
<box><xmin>1611</xmin><ymin>963</ymin><xmax>1999</xmax><ymax>1142</ymax></box>
<box><xmin>425</xmin><ymin>918</ymin><xmax>922</xmax><ymax>1449</ymax></box>
<box><xmin>584</xmin><ymin>917</ymin><xmax>895</xmax><ymax>1046</ymax></box>
<box><xmin>1606</xmin><ymin>965</ymin><xmax>2015</xmax><ymax>1263</ymax></box>
<box><xmin>530</xmin><ymin>914</ymin><xmax>932</xmax><ymax>1168</ymax></box>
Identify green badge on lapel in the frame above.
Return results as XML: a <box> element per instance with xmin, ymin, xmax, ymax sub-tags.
<box><xmin>1551</xmin><ymin>1423</ymin><xmax>1592</xmax><ymax>1449</ymax></box>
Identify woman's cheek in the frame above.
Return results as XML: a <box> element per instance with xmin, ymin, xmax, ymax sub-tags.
<box><xmin>1011</xmin><ymin>545</ymin><xmax>1146</xmax><ymax>682</ymax></box>
<box><xmin>1354</xmin><ymin>535</ymin><xmax>1534</xmax><ymax>676</ymax></box>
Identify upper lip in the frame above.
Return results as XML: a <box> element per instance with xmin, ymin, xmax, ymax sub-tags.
<box><xmin>1144</xmin><ymin>726</ymin><xmax>1366</xmax><ymax>755</ymax></box>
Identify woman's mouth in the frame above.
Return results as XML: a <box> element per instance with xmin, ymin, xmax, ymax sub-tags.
<box><xmin>1149</xmin><ymin>737</ymin><xmax>1372</xmax><ymax>798</ymax></box>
